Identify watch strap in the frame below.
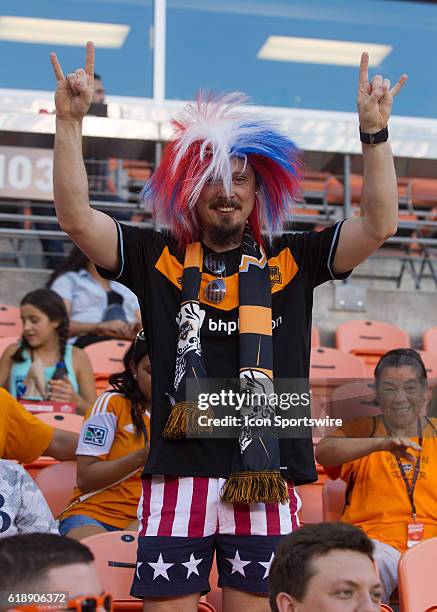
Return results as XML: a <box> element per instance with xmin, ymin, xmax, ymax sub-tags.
<box><xmin>359</xmin><ymin>126</ymin><xmax>389</xmax><ymax>145</ymax></box>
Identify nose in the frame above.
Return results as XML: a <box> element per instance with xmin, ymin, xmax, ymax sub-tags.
<box><xmin>23</xmin><ymin>319</ymin><xmax>32</xmax><ymax>332</ymax></box>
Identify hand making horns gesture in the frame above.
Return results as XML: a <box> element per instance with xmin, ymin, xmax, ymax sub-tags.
<box><xmin>357</xmin><ymin>51</ymin><xmax>408</xmax><ymax>134</ymax></box>
<box><xmin>50</xmin><ymin>41</ymin><xmax>95</xmax><ymax>121</ymax></box>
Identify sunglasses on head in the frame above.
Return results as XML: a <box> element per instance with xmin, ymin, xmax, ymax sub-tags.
<box><xmin>10</xmin><ymin>593</ymin><xmax>112</xmax><ymax>612</ymax></box>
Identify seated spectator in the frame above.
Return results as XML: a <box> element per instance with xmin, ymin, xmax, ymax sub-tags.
<box><xmin>0</xmin><ymin>289</ymin><xmax>96</xmax><ymax>415</ymax></box>
<box><xmin>0</xmin><ymin>460</ymin><xmax>58</xmax><ymax>538</ymax></box>
<box><xmin>269</xmin><ymin>522</ymin><xmax>381</xmax><ymax>612</ymax></box>
<box><xmin>48</xmin><ymin>245</ymin><xmax>141</xmax><ymax>347</ymax></box>
<box><xmin>0</xmin><ymin>533</ymin><xmax>109</xmax><ymax>612</ymax></box>
<box><xmin>0</xmin><ymin>387</ymin><xmax>77</xmax><ymax>462</ymax></box>
<box><xmin>316</xmin><ymin>348</ymin><xmax>437</xmax><ymax>603</ymax></box>
<box><xmin>59</xmin><ymin>331</ymin><xmax>151</xmax><ymax>539</ymax></box>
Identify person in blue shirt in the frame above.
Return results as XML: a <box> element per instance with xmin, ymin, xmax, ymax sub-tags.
<box><xmin>48</xmin><ymin>245</ymin><xmax>141</xmax><ymax>347</ymax></box>
<box><xmin>0</xmin><ymin>289</ymin><xmax>96</xmax><ymax>415</ymax></box>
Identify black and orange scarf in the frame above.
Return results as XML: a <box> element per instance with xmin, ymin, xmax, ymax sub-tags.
<box><xmin>163</xmin><ymin>229</ymin><xmax>288</xmax><ymax>505</ymax></box>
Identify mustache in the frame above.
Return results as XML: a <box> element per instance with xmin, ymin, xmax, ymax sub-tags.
<box><xmin>209</xmin><ymin>198</ymin><xmax>240</xmax><ymax>209</ymax></box>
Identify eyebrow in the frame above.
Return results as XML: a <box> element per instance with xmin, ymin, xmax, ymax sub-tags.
<box><xmin>330</xmin><ymin>579</ymin><xmax>381</xmax><ymax>589</ymax></box>
<box><xmin>232</xmin><ymin>171</ymin><xmax>248</xmax><ymax>177</ymax></box>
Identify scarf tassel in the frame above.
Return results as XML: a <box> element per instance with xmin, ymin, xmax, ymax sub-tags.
<box><xmin>163</xmin><ymin>401</ymin><xmax>213</xmax><ymax>440</ymax></box>
<box><xmin>220</xmin><ymin>470</ymin><xmax>289</xmax><ymax>504</ymax></box>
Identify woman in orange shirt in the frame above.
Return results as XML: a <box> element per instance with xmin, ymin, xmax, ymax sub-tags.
<box><xmin>59</xmin><ymin>331</ymin><xmax>151</xmax><ymax>540</ymax></box>
<box><xmin>316</xmin><ymin>349</ymin><xmax>437</xmax><ymax>603</ymax></box>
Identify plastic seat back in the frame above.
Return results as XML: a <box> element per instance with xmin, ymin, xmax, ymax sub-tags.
<box><xmin>311</xmin><ymin>326</ymin><xmax>320</xmax><ymax>348</ymax></box>
<box><xmin>423</xmin><ymin>327</ymin><xmax>437</xmax><ymax>355</ymax></box>
<box><xmin>84</xmin><ymin>340</ymin><xmax>130</xmax><ymax>374</ymax></box>
<box><xmin>34</xmin><ymin>460</ymin><xmax>76</xmax><ymax>516</ymax></box>
<box><xmin>0</xmin><ymin>304</ymin><xmax>21</xmax><ymax>336</ymax></box>
<box><xmin>330</xmin><ymin>381</ymin><xmax>379</xmax><ymax>422</ymax></box>
<box><xmin>322</xmin><ymin>479</ymin><xmax>347</xmax><ymax>522</ymax></box>
<box><xmin>310</xmin><ymin>347</ymin><xmax>367</xmax><ymax>383</ymax></box>
<box><xmin>35</xmin><ymin>412</ymin><xmax>84</xmax><ymax>434</ymax></box>
<box><xmin>398</xmin><ymin>537</ymin><xmax>437</xmax><ymax>611</ymax></box>
<box><xmin>81</xmin><ymin>531</ymin><xmax>138</xmax><ymax>600</ymax></box>
<box><xmin>417</xmin><ymin>350</ymin><xmax>437</xmax><ymax>382</ymax></box>
<box><xmin>336</xmin><ymin>320</ymin><xmax>410</xmax><ymax>356</ymax></box>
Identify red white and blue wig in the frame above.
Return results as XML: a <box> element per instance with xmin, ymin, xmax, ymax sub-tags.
<box><xmin>141</xmin><ymin>91</ymin><xmax>301</xmax><ymax>248</ymax></box>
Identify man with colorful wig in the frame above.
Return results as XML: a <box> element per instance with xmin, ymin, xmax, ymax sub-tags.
<box><xmin>50</xmin><ymin>42</ymin><xmax>406</xmax><ymax>611</ymax></box>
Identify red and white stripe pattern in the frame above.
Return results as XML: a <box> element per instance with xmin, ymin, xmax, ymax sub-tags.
<box><xmin>138</xmin><ymin>476</ymin><xmax>301</xmax><ymax>538</ymax></box>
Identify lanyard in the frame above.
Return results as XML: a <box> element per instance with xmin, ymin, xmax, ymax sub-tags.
<box><xmin>386</xmin><ymin>418</ymin><xmax>422</xmax><ymax>520</ymax></box>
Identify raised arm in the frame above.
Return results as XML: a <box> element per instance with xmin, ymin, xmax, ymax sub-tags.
<box><xmin>333</xmin><ymin>52</ymin><xmax>408</xmax><ymax>274</ymax></box>
<box><xmin>50</xmin><ymin>41</ymin><xmax>119</xmax><ymax>272</ymax></box>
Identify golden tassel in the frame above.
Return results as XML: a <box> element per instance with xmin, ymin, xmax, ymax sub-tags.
<box><xmin>163</xmin><ymin>401</ymin><xmax>214</xmax><ymax>439</ymax></box>
<box><xmin>220</xmin><ymin>471</ymin><xmax>289</xmax><ymax>504</ymax></box>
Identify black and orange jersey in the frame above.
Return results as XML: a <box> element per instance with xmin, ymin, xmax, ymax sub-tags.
<box><xmin>98</xmin><ymin>220</ymin><xmax>350</xmax><ymax>483</ymax></box>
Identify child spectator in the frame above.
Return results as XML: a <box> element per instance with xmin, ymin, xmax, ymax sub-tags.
<box><xmin>59</xmin><ymin>331</ymin><xmax>151</xmax><ymax>539</ymax></box>
<box><xmin>0</xmin><ymin>460</ymin><xmax>58</xmax><ymax>539</ymax></box>
<box><xmin>0</xmin><ymin>289</ymin><xmax>96</xmax><ymax>415</ymax></box>
<box><xmin>48</xmin><ymin>245</ymin><xmax>140</xmax><ymax>347</ymax></box>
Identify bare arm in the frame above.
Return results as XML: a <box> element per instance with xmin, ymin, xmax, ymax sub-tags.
<box><xmin>76</xmin><ymin>446</ymin><xmax>149</xmax><ymax>493</ymax></box>
<box><xmin>50</xmin><ymin>41</ymin><xmax>118</xmax><ymax>271</ymax></box>
<box><xmin>315</xmin><ymin>435</ymin><xmax>421</xmax><ymax>467</ymax></box>
<box><xmin>44</xmin><ymin>430</ymin><xmax>79</xmax><ymax>460</ymax></box>
<box><xmin>333</xmin><ymin>52</ymin><xmax>408</xmax><ymax>274</ymax></box>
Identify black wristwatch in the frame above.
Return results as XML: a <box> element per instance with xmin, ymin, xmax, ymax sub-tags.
<box><xmin>359</xmin><ymin>126</ymin><xmax>389</xmax><ymax>145</ymax></box>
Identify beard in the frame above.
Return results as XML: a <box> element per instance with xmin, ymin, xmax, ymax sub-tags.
<box><xmin>202</xmin><ymin>198</ymin><xmax>245</xmax><ymax>248</ymax></box>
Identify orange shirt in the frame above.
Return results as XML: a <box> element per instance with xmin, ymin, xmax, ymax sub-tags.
<box><xmin>0</xmin><ymin>388</ymin><xmax>53</xmax><ymax>462</ymax></box>
<box><xmin>333</xmin><ymin>415</ymin><xmax>437</xmax><ymax>552</ymax></box>
<box><xmin>62</xmin><ymin>392</ymin><xmax>150</xmax><ymax>528</ymax></box>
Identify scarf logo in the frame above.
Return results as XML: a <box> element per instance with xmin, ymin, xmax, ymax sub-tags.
<box><xmin>174</xmin><ymin>302</ymin><xmax>206</xmax><ymax>392</ymax></box>
<box><xmin>269</xmin><ymin>266</ymin><xmax>282</xmax><ymax>288</ymax></box>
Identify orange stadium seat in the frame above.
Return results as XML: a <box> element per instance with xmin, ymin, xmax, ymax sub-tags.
<box><xmin>410</xmin><ymin>178</ymin><xmax>437</xmax><ymax>210</ymax></box>
<box><xmin>0</xmin><ymin>304</ymin><xmax>21</xmax><ymax>336</ymax></box>
<box><xmin>35</xmin><ymin>412</ymin><xmax>84</xmax><ymax>434</ymax></box>
<box><xmin>329</xmin><ymin>380</ymin><xmax>379</xmax><ymax>422</ymax></box>
<box><xmin>398</xmin><ymin>537</ymin><xmax>437</xmax><ymax>612</ymax></box>
<box><xmin>322</xmin><ymin>479</ymin><xmax>346</xmax><ymax>522</ymax></box>
<box><xmin>335</xmin><ymin>320</ymin><xmax>410</xmax><ymax>375</ymax></box>
<box><xmin>81</xmin><ymin>531</ymin><xmax>138</xmax><ymax>600</ymax></box>
<box><xmin>0</xmin><ymin>335</ymin><xmax>19</xmax><ymax>356</ymax></box>
<box><xmin>34</xmin><ymin>460</ymin><xmax>76</xmax><ymax>517</ymax></box>
<box><xmin>311</xmin><ymin>325</ymin><xmax>320</xmax><ymax>348</ymax></box>
<box><xmin>380</xmin><ymin>606</ymin><xmax>394</xmax><ymax>612</ymax></box>
<box><xmin>310</xmin><ymin>347</ymin><xmax>367</xmax><ymax>383</ymax></box>
<box><xmin>84</xmin><ymin>339</ymin><xmax>130</xmax><ymax>374</ymax></box>
<box><xmin>423</xmin><ymin>327</ymin><xmax>437</xmax><ymax>354</ymax></box>
<box><xmin>297</xmin><ymin>483</ymin><xmax>324</xmax><ymax>524</ymax></box>
<box><xmin>416</xmin><ymin>350</ymin><xmax>437</xmax><ymax>383</ymax></box>
<box><xmin>325</xmin><ymin>176</ymin><xmax>344</xmax><ymax>205</ymax></box>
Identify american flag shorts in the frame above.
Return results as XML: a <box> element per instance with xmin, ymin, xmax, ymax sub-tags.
<box><xmin>131</xmin><ymin>475</ymin><xmax>301</xmax><ymax>598</ymax></box>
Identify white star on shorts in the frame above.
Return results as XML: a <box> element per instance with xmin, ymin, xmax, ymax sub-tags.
<box><xmin>136</xmin><ymin>562</ymin><xmax>143</xmax><ymax>579</ymax></box>
<box><xmin>147</xmin><ymin>553</ymin><xmax>174</xmax><ymax>581</ymax></box>
<box><xmin>258</xmin><ymin>552</ymin><xmax>275</xmax><ymax>579</ymax></box>
<box><xmin>226</xmin><ymin>550</ymin><xmax>251</xmax><ymax>577</ymax></box>
<box><xmin>181</xmin><ymin>553</ymin><xmax>203</xmax><ymax>578</ymax></box>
